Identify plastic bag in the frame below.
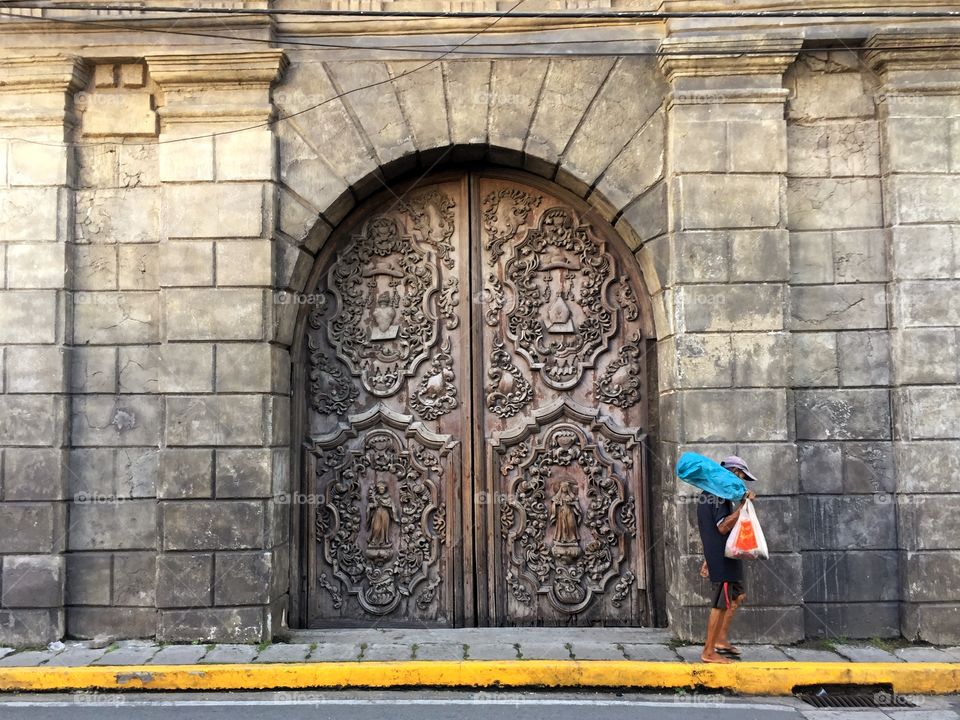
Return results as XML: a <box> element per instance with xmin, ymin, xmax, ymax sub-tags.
<box><xmin>675</xmin><ymin>452</ymin><xmax>748</xmax><ymax>501</ymax></box>
<box><xmin>724</xmin><ymin>499</ymin><xmax>769</xmax><ymax>560</ymax></box>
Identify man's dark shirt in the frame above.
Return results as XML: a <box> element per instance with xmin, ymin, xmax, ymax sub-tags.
<box><xmin>697</xmin><ymin>491</ymin><xmax>743</xmax><ymax>583</ymax></box>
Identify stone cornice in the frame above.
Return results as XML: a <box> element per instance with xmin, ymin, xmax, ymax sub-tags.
<box><xmin>0</xmin><ymin>54</ymin><xmax>88</xmax><ymax>94</ymax></box>
<box><xmin>658</xmin><ymin>33</ymin><xmax>804</xmax><ymax>82</ymax></box>
<box><xmin>865</xmin><ymin>30</ymin><xmax>960</xmax><ymax>72</ymax></box>
<box><xmin>865</xmin><ymin>30</ymin><xmax>960</xmax><ymax>95</ymax></box>
<box><xmin>146</xmin><ymin>50</ymin><xmax>287</xmax><ymax>125</ymax></box>
<box><xmin>146</xmin><ymin>50</ymin><xmax>288</xmax><ymax>88</ymax></box>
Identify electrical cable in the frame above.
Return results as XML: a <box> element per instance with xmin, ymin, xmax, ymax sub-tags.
<box><xmin>3</xmin><ymin>2</ymin><xmax>960</xmax><ymax>19</ymax></box>
<box><xmin>0</xmin><ymin>0</ymin><xmax>538</xmax><ymax>148</ymax></box>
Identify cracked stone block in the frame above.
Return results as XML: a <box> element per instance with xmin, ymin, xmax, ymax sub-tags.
<box><xmin>517</xmin><ymin>643</ymin><xmax>572</xmax><ymax>660</ymax></box>
<box><xmin>0</xmin><ymin>504</ymin><xmax>61</xmax><ymax>553</ymax></box>
<box><xmin>68</xmin><ymin>500</ymin><xmax>156</xmax><ymax>551</ymax></box>
<box><xmin>675</xmin><ymin>645</ymin><xmax>705</xmax><ymax>663</ymax></box>
<box><xmin>1</xmin><ymin>555</ymin><xmax>63</xmax><ymax>608</ymax></box>
<box><xmin>158</xmin><ymin>607</ymin><xmax>265</xmax><ymax>644</ymax></box>
<box><xmin>0</xmin><ymin>649</ymin><xmax>62</xmax><ymax>667</ymax></box>
<box><xmin>161</xmin><ymin>501</ymin><xmax>263</xmax><ymax>551</ymax></box>
<box><xmin>737</xmin><ymin>644</ymin><xmax>791</xmax><ymax>661</ymax></box>
<box><xmin>779</xmin><ymin>647</ymin><xmax>846</xmax><ymax>662</ymax></box>
<box><xmin>254</xmin><ymin>643</ymin><xmax>311</xmax><ymax>663</ymax></box>
<box><xmin>3</xmin><ymin>448</ymin><xmax>68</xmax><ymax>502</ymax></box>
<box><xmin>567</xmin><ymin>642</ymin><xmax>626</xmax><ymax>660</ymax></box>
<box><xmin>893</xmin><ymin>647</ymin><xmax>956</xmax><ymax>663</ymax></box>
<box><xmin>44</xmin><ymin>646</ymin><xmax>109</xmax><ymax>667</ymax></box>
<box><xmin>213</xmin><ymin>552</ymin><xmax>271</xmax><ymax>606</ymax></box>
<box><xmin>360</xmin><ymin>644</ymin><xmax>412</xmax><ymax>661</ymax></box>
<box><xmin>832</xmin><ymin>644</ymin><xmax>901</xmax><ymax>663</ymax></box>
<box><xmin>158</xmin><ymin>449</ymin><xmax>213</xmax><ymax>500</ymax></box>
<box><xmin>200</xmin><ymin>644</ymin><xmax>258</xmax><ymax>664</ymax></box>
<box><xmin>156</xmin><ymin>553</ymin><xmax>212</xmax><ymax>608</ymax></box>
<box><xmin>148</xmin><ymin>645</ymin><xmax>208</xmax><ymax>665</ymax></box>
<box><xmin>92</xmin><ymin>645</ymin><xmax>159</xmax><ymax>665</ymax></box>
<box><xmin>462</xmin><ymin>643</ymin><xmax>519</xmax><ymax>660</ymax></box>
<box><xmin>306</xmin><ymin>643</ymin><xmax>362</xmax><ymax>662</ymax></box>
<box><xmin>795</xmin><ymin>389</ymin><xmax>891</xmax><ymax>441</ymax></box>
<box><xmin>413</xmin><ymin>643</ymin><xmax>465</xmax><ymax>661</ymax></box>
<box><xmin>620</xmin><ymin>644</ymin><xmax>681</xmax><ymax>661</ymax></box>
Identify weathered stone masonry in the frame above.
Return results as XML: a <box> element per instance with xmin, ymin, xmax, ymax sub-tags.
<box><xmin>0</xmin><ymin>2</ymin><xmax>958</xmax><ymax>646</ymax></box>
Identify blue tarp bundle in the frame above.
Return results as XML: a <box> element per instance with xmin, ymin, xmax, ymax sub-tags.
<box><xmin>675</xmin><ymin>452</ymin><xmax>748</xmax><ymax>501</ymax></box>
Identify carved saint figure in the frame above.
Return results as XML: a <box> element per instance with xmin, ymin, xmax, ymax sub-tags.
<box><xmin>369</xmin><ymin>290</ymin><xmax>400</xmax><ymax>341</ymax></box>
<box><xmin>550</xmin><ymin>480</ymin><xmax>582</xmax><ymax>545</ymax></box>
<box><xmin>366</xmin><ymin>480</ymin><xmax>400</xmax><ymax>547</ymax></box>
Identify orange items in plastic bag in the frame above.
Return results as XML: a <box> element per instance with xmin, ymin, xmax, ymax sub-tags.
<box><xmin>724</xmin><ymin>498</ymin><xmax>769</xmax><ymax>560</ymax></box>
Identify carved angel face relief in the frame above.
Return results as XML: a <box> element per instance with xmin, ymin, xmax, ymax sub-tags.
<box><xmin>503</xmin><ymin>207</ymin><xmax>618</xmax><ymax>390</ymax></box>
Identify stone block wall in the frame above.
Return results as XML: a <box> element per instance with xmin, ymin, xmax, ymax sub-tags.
<box><xmin>0</xmin><ymin>28</ymin><xmax>958</xmax><ymax>646</ymax></box>
<box><xmin>0</xmin><ymin>56</ymin><xmax>85</xmax><ymax>645</ymax></box>
<box><xmin>784</xmin><ymin>51</ymin><xmax>899</xmax><ymax>638</ymax></box>
<box><xmin>869</xmin><ymin>33</ymin><xmax>960</xmax><ymax>644</ymax></box>
<box><xmin>658</xmin><ymin>35</ymin><xmax>805</xmax><ymax>643</ymax></box>
<box><xmin>65</xmin><ymin>62</ymin><xmax>162</xmax><ymax>640</ymax></box>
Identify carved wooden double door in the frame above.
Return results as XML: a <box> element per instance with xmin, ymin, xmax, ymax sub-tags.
<box><xmin>301</xmin><ymin>171</ymin><xmax>653</xmax><ymax>627</ymax></box>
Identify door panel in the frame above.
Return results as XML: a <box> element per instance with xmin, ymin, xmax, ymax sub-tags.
<box><xmin>474</xmin><ymin>174</ymin><xmax>652</xmax><ymax>626</ymax></box>
<box><xmin>301</xmin><ymin>172</ymin><xmax>652</xmax><ymax>628</ymax></box>
<box><xmin>304</xmin><ymin>178</ymin><xmax>472</xmax><ymax>627</ymax></box>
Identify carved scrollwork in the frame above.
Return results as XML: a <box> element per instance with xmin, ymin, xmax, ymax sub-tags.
<box><xmin>309</xmin><ymin>406</ymin><xmax>454</xmax><ymax>617</ymax></box>
<box><xmin>506</xmin><ymin>570</ymin><xmax>533</xmax><ymax>605</ymax></box>
<box><xmin>483</xmin><ymin>274</ymin><xmax>505</xmax><ymax>327</ymax></box>
<box><xmin>616</xmin><ymin>276</ymin><xmax>640</xmax><ymax>322</ymax></box>
<box><xmin>611</xmin><ymin>570</ymin><xmax>635</xmax><ymax>608</ymax></box>
<box><xmin>318</xmin><ymin>572</ymin><xmax>343</xmax><ymax>609</ymax></box>
<box><xmin>400</xmin><ymin>188</ymin><xmax>457</xmax><ymax>269</ymax></box>
<box><xmin>438</xmin><ymin>277</ymin><xmax>460</xmax><ymax>330</ymax></box>
<box><xmin>482</xmin><ymin>187</ymin><xmax>542</xmax><ymax>263</ymax></box>
<box><xmin>594</xmin><ymin>331</ymin><xmax>645</xmax><ymax>409</ymax></box>
<box><xmin>492</xmin><ymin>400</ymin><xmax>643</xmax><ymax>616</ymax></box>
<box><xmin>485</xmin><ymin>333</ymin><xmax>532</xmax><ymax>419</ymax></box>
<box><xmin>327</xmin><ymin>215</ymin><xmax>440</xmax><ymax>397</ymax></box>
<box><xmin>410</xmin><ymin>338</ymin><xmax>458</xmax><ymax>421</ymax></box>
<box><xmin>504</xmin><ymin>207</ymin><xmax>618</xmax><ymax>390</ymax></box>
<box><xmin>308</xmin><ymin>339</ymin><xmax>360</xmax><ymax>416</ymax></box>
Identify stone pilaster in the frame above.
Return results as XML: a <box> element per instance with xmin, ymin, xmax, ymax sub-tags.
<box><xmin>658</xmin><ymin>34</ymin><xmax>804</xmax><ymax>643</ymax></box>
<box><xmin>784</xmin><ymin>48</ymin><xmax>895</xmax><ymax>640</ymax></box>
<box><xmin>146</xmin><ymin>50</ymin><xmax>289</xmax><ymax>643</ymax></box>
<box><xmin>0</xmin><ymin>54</ymin><xmax>87</xmax><ymax>645</ymax></box>
<box><xmin>867</xmin><ymin>31</ymin><xmax>960</xmax><ymax>644</ymax></box>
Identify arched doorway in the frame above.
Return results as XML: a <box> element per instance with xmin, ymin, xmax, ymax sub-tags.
<box><xmin>293</xmin><ymin>169</ymin><xmax>656</xmax><ymax>628</ymax></box>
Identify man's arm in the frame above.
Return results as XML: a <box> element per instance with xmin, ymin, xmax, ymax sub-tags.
<box><xmin>716</xmin><ymin>491</ymin><xmax>756</xmax><ymax>535</ymax></box>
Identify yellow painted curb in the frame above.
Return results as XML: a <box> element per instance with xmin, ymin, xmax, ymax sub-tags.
<box><xmin>0</xmin><ymin>661</ymin><xmax>958</xmax><ymax>695</ymax></box>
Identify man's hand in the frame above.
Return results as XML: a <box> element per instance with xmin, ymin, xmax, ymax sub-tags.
<box><xmin>745</xmin><ymin>490</ymin><xmax>756</xmax><ymax>501</ymax></box>
<box><xmin>699</xmin><ymin>560</ymin><xmax>709</xmax><ymax>578</ymax></box>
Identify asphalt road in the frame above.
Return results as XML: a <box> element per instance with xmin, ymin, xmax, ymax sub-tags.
<box><xmin>0</xmin><ymin>691</ymin><xmax>956</xmax><ymax>720</ymax></box>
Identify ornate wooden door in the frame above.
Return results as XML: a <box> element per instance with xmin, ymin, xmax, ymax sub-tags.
<box><xmin>301</xmin><ymin>172</ymin><xmax>653</xmax><ymax>628</ymax></box>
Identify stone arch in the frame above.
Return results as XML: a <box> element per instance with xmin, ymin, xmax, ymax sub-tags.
<box><xmin>272</xmin><ymin>57</ymin><xmax>672</xmax><ymax>344</ymax></box>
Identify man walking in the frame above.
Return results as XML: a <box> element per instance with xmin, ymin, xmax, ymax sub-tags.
<box><xmin>697</xmin><ymin>455</ymin><xmax>757</xmax><ymax>664</ymax></box>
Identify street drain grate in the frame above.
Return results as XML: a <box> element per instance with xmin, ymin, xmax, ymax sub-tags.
<box><xmin>795</xmin><ymin>686</ymin><xmax>916</xmax><ymax>709</ymax></box>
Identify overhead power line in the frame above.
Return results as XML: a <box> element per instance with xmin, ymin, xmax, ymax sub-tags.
<box><xmin>1</xmin><ymin>8</ymin><xmax>958</xmax><ymax>57</ymax></box>
<box><xmin>0</xmin><ymin>4</ymin><xmax>955</xmax><ymax>150</ymax></box>
<box><xmin>3</xmin><ymin>2</ymin><xmax>960</xmax><ymax>19</ymax></box>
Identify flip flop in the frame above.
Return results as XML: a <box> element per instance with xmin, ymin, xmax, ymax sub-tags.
<box><xmin>716</xmin><ymin>645</ymin><xmax>742</xmax><ymax>656</ymax></box>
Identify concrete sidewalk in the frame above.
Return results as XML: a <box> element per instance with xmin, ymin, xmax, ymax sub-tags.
<box><xmin>0</xmin><ymin>629</ymin><xmax>957</xmax><ymax>696</ymax></box>
<box><xmin>1</xmin><ymin>628</ymin><xmax>958</xmax><ymax>666</ymax></box>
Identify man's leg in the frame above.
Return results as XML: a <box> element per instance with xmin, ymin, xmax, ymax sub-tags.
<box><xmin>716</xmin><ymin>587</ymin><xmax>746</xmax><ymax>653</ymax></box>
<box><xmin>701</xmin><ymin>581</ymin><xmax>734</xmax><ymax>666</ymax></box>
